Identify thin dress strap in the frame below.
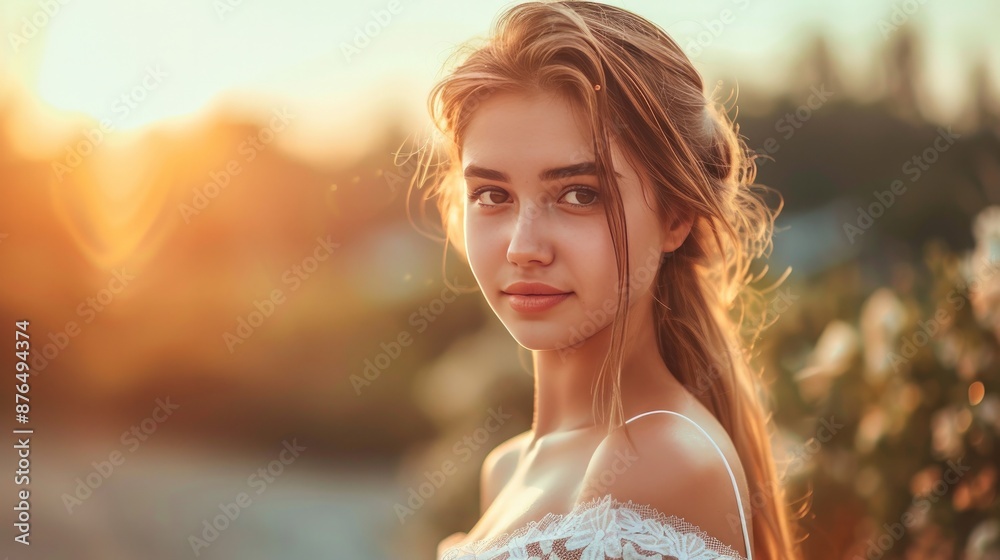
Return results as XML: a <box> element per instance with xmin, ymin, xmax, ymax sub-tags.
<box><xmin>624</xmin><ymin>410</ymin><xmax>753</xmax><ymax>560</ymax></box>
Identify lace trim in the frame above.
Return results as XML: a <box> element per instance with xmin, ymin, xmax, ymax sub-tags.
<box><xmin>440</xmin><ymin>494</ymin><xmax>748</xmax><ymax>560</ymax></box>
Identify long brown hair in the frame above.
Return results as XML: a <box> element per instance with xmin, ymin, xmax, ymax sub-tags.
<box><xmin>408</xmin><ymin>1</ymin><xmax>807</xmax><ymax>558</ymax></box>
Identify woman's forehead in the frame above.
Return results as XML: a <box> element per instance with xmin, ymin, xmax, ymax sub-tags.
<box><xmin>462</xmin><ymin>137</ymin><xmax>640</xmax><ymax>189</ymax></box>
<box><xmin>458</xmin><ymin>90</ymin><xmax>653</xmax><ymax>198</ymax></box>
<box><xmin>462</xmin><ymin>90</ymin><xmax>593</xmax><ymax>159</ymax></box>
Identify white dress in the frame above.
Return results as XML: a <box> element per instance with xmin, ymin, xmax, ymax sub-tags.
<box><xmin>437</xmin><ymin>410</ymin><xmax>753</xmax><ymax>560</ymax></box>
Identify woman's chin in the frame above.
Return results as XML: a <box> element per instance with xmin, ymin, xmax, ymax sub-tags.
<box><xmin>503</xmin><ymin>324</ymin><xmax>580</xmax><ymax>352</ymax></box>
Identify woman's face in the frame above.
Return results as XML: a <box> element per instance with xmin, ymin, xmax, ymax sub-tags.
<box><xmin>460</xmin><ymin>90</ymin><xmax>684</xmax><ymax>351</ymax></box>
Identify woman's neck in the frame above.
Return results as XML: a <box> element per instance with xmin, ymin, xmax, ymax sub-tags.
<box><xmin>528</xmin><ymin>295</ymin><xmax>683</xmax><ymax>445</ymax></box>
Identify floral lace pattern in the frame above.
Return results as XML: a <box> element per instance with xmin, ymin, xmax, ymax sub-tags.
<box><xmin>439</xmin><ymin>494</ymin><xmax>748</xmax><ymax>560</ymax></box>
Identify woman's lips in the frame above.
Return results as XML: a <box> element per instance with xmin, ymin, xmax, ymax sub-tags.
<box><xmin>502</xmin><ymin>292</ymin><xmax>573</xmax><ymax>313</ymax></box>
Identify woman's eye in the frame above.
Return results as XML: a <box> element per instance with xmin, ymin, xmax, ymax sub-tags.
<box><xmin>467</xmin><ymin>188</ymin><xmax>509</xmax><ymax>206</ymax></box>
<box><xmin>561</xmin><ymin>188</ymin><xmax>599</xmax><ymax>207</ymax></box>
<box><xmin>467</xmin><ymin>186</ymin><xmax>599</xmax><ymax>208</ymax></box>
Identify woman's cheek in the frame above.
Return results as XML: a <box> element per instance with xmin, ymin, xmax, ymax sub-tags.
<box><xmin>466</xmin><ymin>227</ymin><xmax>502</xmax><ymax>284</ymax></box>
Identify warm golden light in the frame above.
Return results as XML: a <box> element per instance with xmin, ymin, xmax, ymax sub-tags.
<box><xmin>969</xmin><ymin>381</ymin><xmax>985</xmax><ymax>406</ymax></box>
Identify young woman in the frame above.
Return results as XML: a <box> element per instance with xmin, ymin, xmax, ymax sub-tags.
<box><xmin>413</xmin><ymin>2</ymin><xmax>806</xmax><ymax>558</ymax></box>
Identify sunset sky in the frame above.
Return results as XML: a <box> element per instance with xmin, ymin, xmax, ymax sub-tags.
<box><xmin>1</xmin><ymin>0</ymin><xmax>997</xmax><ymax>163</ymax></box>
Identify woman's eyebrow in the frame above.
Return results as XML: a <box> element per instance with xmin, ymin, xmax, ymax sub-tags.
<box><xmin>463</xmin><ymin>162</ymin><xmax>624</xmax><ymax>182</ymax></box>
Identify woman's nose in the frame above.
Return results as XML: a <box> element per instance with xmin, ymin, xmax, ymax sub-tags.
<box><xmin>506</xmin><ymin>203</ymin><xmax>553</xmax><ymax>266</ymax></box>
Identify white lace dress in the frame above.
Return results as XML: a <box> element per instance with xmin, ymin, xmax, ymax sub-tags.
<box><xmin>437</xmin><ymin>494</ymin><xmax>749</xmax><ymax>559</ymax></box>
<box><xmin>437</xmin><ymin>411</ymin><xmax>753</xmax><ymax>560</ymax></box>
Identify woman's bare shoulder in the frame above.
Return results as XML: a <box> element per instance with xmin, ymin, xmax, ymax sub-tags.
<box><xmin>578</xmin><ymin>411</ymin><xmax>752</xmax><ymax>557</ymax></box>
<box><xmin>479</xmin><ymin>429</ymin><xmax>532</xmax><ymax>514</ymax></box>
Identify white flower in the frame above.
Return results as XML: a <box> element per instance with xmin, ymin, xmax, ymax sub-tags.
<box><xmin>673</xmin><ymin>531</ymin><xmax>728</xmax><ymax>560</ymax></box>
<box><xmin>563</xmin><ymin>499</ymin><xmax>624</xmax><ymax>560</ymax></box>
<box><xmin>513</xmin><ymin>526</ymin><xmax>557</xmax><ymax>560</ymax></box>
<box><xmin>527</xmin><ymin>536</ymin><xmax>561</xmax><ymax>560</ymax></box>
